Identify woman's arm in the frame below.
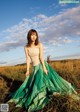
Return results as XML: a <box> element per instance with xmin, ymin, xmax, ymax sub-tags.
<box><xmin>39</xmin><ymin>43</ymin><xmax>48</xmax><ymax>74</ymax></box>
<box><xmin>24</xmin><ymin>46</ymin><xmax>30</xmax><ymax>72</ymax></box>
<box><xmin>39</xmin><ymin>43</ymin><xmax>45</xmax><ymax>69</ymax></box>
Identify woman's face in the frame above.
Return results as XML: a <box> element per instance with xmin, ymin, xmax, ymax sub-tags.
<box><xmin>31</xmin><ymin>32</ymin><xmax>37</xmax><ymax>42</ymax></box>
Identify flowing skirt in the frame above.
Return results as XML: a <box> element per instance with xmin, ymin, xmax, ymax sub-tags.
<box><xmin>7</xmin><ymin>60</ymin><xmax>79</xmax><ymax>112</ymax></box>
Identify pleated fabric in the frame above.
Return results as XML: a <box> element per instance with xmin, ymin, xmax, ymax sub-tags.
<box><xmin>7</xmin><ymin>60</ymin><xmax>79</xmax><ymax>112</ymax></box>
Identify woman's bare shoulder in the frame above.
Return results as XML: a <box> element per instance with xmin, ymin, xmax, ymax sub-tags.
<box><xmin>24</xmin><ymin>45</ymin><xmax>29</xmax><ymax>50</ymax></box>
<box><xmin>38</xmin><ymin>42</ymin><xmax>43</xmax><ymax>48</ymax></box>
<box><xmin>38</xmin><ymin>42</ymin><xmax>43</xmax><ymax>46</ymax></box>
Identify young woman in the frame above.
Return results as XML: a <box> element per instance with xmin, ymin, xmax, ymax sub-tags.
<box><xmin>8</xmin><ymin>29</ymin><xmax>79</xmax><ymax>112</ymax></box>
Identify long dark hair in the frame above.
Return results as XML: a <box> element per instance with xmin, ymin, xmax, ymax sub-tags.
<box><xmin>26</xmin><ymin>29</ymin><xmax>39</xmax><ymax>47</ymax></box>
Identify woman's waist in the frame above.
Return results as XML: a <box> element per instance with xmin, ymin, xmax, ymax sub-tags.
<box><xmin>32</xmin><ymin>62</ymin><xmax>41</xmax><ymax>67</ymax></box>
<box><xmin>32</xmin><ymin>60</ymin><xmax>40</xmax><ymax>66</ymax></box>
<box><xmin>31</xmin><ymin>56</ymin><xmax>40</xmax><ymax>62</ymax></box>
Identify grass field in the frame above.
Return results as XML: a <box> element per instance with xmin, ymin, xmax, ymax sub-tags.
<box><xmin>0</xmin><ymin>59</ymin><xmax>80</xmax><ymax>112</ymax></box>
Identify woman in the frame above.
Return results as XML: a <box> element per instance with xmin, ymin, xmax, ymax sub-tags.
<box><xmin>8</xmin><ymin>29</ymin><xmax>79</xmax><ymax>112</ymax></box>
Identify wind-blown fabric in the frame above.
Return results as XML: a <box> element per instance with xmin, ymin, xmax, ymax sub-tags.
<box><xmin>7</xmin><ymin>60</ymin><xmax>79</xmax><ymax>112</ymax></box>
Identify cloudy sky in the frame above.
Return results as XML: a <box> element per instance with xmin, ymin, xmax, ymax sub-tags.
<box><xmin>0</xmin><ymin>0</ymin><xmax>80</xmax><ymax>66</ymax></box>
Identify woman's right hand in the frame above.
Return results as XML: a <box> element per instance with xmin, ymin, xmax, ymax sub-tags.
<box><xmin>25</xmin><ymin>71</ymin><xmax>30</xmax><ymax>77</ymax></box>
<box><xmin>43</xmin><ymin>67</ymin><xmax>48</xmax><ymax>75</ymax></box>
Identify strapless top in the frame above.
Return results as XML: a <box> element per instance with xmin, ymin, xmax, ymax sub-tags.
<box><xmin>27</xmin><ymin>47</ymin><xmax>40</xmax><ymax>66</ymax></box>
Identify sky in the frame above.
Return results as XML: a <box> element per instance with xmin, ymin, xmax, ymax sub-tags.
<box><xmin>0</xmin><ymin>0</ymin><xmax>80</xmax><ymax>66</ymax></box>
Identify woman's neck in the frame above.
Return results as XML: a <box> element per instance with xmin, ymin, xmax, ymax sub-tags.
<box><xmin>30</xmin><ymin>42</ymin><xmax>35</xmax><ymax>47</ymax></box>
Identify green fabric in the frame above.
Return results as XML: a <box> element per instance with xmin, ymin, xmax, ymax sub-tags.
<box><xmin>7</xmin><ymin>60</ymin><xmax>79</xmax><ymax>112</ymax></box>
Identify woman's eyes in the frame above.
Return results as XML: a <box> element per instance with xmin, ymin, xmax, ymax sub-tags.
<box><xmin>31</xmin><ymin>35</ymin><xmax>37</xmax><ymax>36</ymax></box>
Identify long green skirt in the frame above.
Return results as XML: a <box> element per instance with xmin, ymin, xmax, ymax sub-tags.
<box><xmin>7</xmin><ymin>60</ymin><xmax>79</xmax><ymax>112</ymax></box>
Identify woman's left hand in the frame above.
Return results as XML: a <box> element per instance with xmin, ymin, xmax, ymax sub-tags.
<box><xmin>43</xmin><ymin>67</ymin><xmax>48</xmax><ymax>75</ymax></box>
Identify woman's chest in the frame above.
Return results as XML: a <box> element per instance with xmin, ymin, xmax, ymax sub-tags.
<box><xmin>28</xmin><ymin>47</ymin><xmax>39</xmax><ymax>57</ymax></box>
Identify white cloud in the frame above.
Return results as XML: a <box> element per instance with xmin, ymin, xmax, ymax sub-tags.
<box><xmin>0</xmin><ymin>61</ymin><xmax>7</xmax><ymax>64</ymax></box>
<box><xmin>53</xmin><ymin>53</ymin><xmax>80</xmax><ymax>60</ymax></box>
<box><xmin>0</xmin><ymin>6</ymin><xmax>80</xmax><ymax>52</ymax></box>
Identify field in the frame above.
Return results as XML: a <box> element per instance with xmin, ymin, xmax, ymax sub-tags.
<box><xmin>0</xmin><ymin>59</ymin><xmax>80</xmax><ymax>112</ymax></box>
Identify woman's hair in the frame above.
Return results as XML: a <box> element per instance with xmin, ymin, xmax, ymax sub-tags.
<box><xmin>26</xmin><ymin>29</ymin><xmax>39</xmax><ymax>47</ymax></box>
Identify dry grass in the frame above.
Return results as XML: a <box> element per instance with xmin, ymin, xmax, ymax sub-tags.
<box><xmin>0</xmin><ymin>59</ymin><xmax>80</xmax><ymax>112</ymax></box>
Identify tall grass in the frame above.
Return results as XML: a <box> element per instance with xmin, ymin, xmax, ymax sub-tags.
<box><xmin>0</xmin><ymin>59</ymin><xmax>80</xmax><ymax>112</ymax></box>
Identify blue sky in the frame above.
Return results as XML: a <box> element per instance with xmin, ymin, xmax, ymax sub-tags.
<box><xmin>0</xmin><ymin>0</ymin><xmax>80</xmax><ymax>66</ymax></box>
